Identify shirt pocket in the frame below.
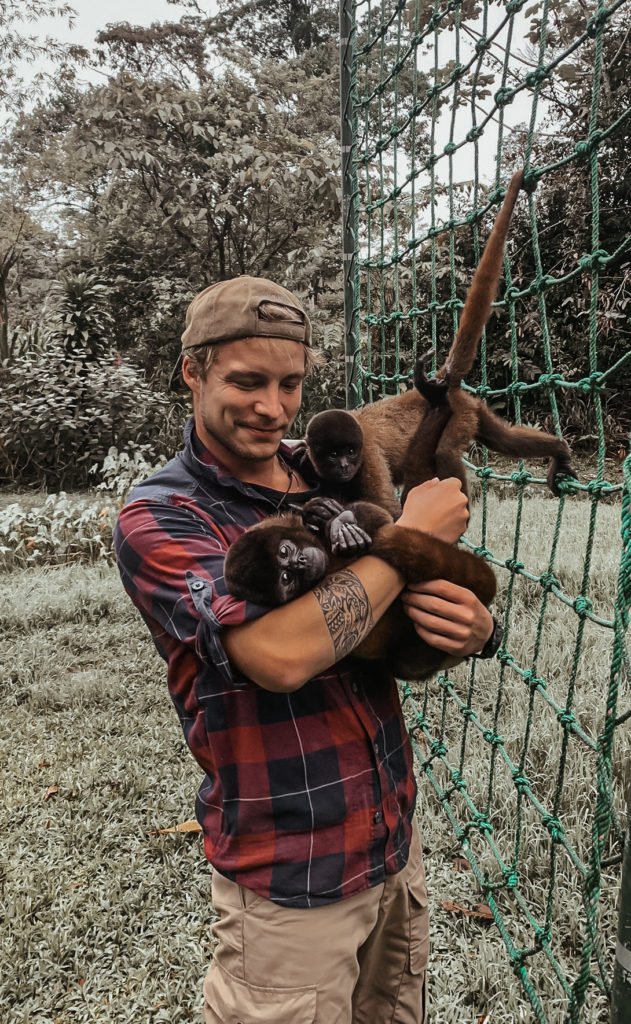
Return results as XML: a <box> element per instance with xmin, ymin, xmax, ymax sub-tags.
<box><xmin>205</xmin><ymin>962</ymin><xmax>317</xmax><ymax>1024</ymax></box>
<box><xmin>406</xmin><ymin>865</ymin><xmax>430</xmax><ymax>976</ymax></box>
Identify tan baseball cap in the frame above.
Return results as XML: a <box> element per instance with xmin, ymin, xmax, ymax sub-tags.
<box><xmin>181</xmin><ymin>275</ymin><xmax>311</xmax><ymax>350</ymax></box>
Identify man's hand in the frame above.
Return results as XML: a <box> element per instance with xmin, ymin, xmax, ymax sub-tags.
<box><xmin>396</xmin><ymin>478</ymin><xmax>469</xmax><ymax>545</ymax></box>
<box><xmin>401</xmin><ymin>579</ymin><xmax>494</xmax><ymax>658</ymax></box>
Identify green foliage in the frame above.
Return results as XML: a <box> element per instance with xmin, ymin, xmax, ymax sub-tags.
<box><xmin>0</xmin><ymin>350</ymin><xmax>172</xmax><ymax>488</ymax></box>
<box><xmin>0</xmin><ymin>492</ymin><xmax>115</xmax><ymax>569</ymax></box>
<box><xmin>92</xmin><ymin>444</ymin><xmax>168</xmax><ymax>501</ymax></box>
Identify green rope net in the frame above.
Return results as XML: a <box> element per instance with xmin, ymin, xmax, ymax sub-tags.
<box><xmin>340</xmin><ymin>1</ymin><xmax>631</xmax><ymax>1020</ymax></box>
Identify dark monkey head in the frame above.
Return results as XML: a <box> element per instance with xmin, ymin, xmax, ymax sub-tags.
<box><xmin>306</xmin><ymin>410</ymin><xmax>364</xmax><ymax>483</ymax></box>
<box><xmin>224</xmin><ymin>523</ymin><xmax>329</xmax><ymax>606</ymax></box>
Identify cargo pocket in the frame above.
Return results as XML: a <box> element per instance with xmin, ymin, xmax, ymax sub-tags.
<box><xmin>406</xmin><ymin>866</ymin><xmax>429</xmax><ymax>976</ymax></box>
<box><xmin>204</xmin><ymin>962</ymin><xmax>317</xmax><ymax>1024</ymax></box>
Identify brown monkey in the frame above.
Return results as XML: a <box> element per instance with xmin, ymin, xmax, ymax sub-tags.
<box><xmin>224</xmin><ymin>497</ymin><xmax>496</xmax><ymax>681</ymax></box>
<box><xmin>297</xmin><ymin>409</ymin><xmax>402</xmax><ymax>518</ymax></box>
<box><xmin>347</xmin><ymin>170</ymin><xmax>576</xmax><ymax>500</ymax></box>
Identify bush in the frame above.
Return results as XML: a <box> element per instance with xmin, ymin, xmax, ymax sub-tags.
<box><xmin>0</xmin><ymin>350</ymin><xmax>173</xmax><ymax>489</ymax></box>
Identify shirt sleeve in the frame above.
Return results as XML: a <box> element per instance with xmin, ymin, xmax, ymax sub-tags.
<box><xmin>114</xmin><ymin>496</ymin><xmax>268</xmax><ymax>674</ymax></box>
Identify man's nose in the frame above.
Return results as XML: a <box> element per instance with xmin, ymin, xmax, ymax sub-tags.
<box><xmin>253</xmin><ymin>387</ymin><xmax>283</xmax><ymax>419</ymax></box>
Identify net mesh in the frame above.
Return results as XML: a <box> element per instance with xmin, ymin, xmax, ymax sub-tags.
<box><xmin>340</xmin><ymin>1</ymin><xmax>631</xmax><ymax>1019</ymax></box>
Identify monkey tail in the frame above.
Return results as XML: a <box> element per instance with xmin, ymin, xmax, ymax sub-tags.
<box><xmin>445</xmin><ymin>169</ymin><xmax>529</xmax><ymax>386</ymax></box>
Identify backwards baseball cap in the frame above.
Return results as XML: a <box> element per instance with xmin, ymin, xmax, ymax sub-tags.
<box><xmin>181</xmin><ymin>275</ymin><xmax>311</xmax><ymax>350</ymax></box>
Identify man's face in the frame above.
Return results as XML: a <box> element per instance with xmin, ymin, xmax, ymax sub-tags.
<box><xmin>183</xmin><ymin>337</ymin><xmax>306</xmax><ymax>466</ymax></box>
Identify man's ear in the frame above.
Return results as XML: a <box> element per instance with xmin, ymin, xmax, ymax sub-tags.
<box><xmin>182</xmin><ymin>355</ymin><xmax>200</xmax><ymax>396</ymax></box>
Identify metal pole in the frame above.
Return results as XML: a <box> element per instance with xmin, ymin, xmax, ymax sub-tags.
<box><xmin>339</xmin><ymin>0</ymin><xmax>361</xmax><ymax>409</ymax></box>
<box><xmin>611</xmin><ymin>790</ymin><xmax>631</xmax><ymax>1023</ymax></box>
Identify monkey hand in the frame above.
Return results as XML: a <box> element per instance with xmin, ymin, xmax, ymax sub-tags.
<box><xmin>302</xmin><ymin>497</ymin><xmax>346</xmax><ymax>535</ymax></box>
<box><xmin>397</xmin><ymin>478</ymin><xmax>469</xmax><ymax>545</ymax></box>
<box><xmin>327</xmin><ymin>510</ymin><xmax>372</xmax><ymax>555</ymax></box>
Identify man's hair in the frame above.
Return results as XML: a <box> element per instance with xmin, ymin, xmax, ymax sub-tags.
<box><xmin>184</xmin><ymin>338</ymin><xmax>325</xmax><ymax>381</ymax></box>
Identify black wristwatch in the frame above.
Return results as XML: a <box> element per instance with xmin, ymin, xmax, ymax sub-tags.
<box><xmin>477</xmin><ymin>616</ymin><xmax>504</xmax><ymax>660</ymax></box>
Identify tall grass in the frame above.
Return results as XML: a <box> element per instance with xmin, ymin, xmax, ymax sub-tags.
<box><xmin>0</xmin><ymin>489</ymin><xmax>628</xmax><ymax>1023</ymax></box>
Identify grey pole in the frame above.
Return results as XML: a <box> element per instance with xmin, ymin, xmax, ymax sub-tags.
<box><xmin>339</xmin><ymin>0</ymin><xmax>361</xmax><ymax>409</ymax></box>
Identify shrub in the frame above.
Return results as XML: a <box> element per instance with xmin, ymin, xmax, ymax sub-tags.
<box><xmin>0</xmin><ymin>350</ymin><xmax>172</xmax><ymax>489</ymax></box>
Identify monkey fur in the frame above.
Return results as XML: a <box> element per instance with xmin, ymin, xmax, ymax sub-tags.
<box><xmin>224</xmin><ymin>497</ymin><xmax>497</xmax><ymax>681</ymax></box>
<box><xmin>305</xmin><ymin>170</ymin><xmax>576</xmax><ymax>509</ymax></box>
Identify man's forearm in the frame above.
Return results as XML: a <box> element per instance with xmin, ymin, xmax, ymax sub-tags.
<box><xmin>222</xmin><ymin>555</ymin><xmax>406</xmax><ymax>692</ymax></box>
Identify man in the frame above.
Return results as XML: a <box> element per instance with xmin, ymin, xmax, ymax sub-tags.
<box><xmin>114</xmin><ymin>276</ymin><xmax>497</xmax><ymax>1023</ymax></box>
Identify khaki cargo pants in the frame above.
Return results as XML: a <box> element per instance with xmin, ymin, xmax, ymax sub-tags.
<box><xmin>203</xmin><ymin>821</ymin><xmax>429</xmax><ymax>1024</ymax></box>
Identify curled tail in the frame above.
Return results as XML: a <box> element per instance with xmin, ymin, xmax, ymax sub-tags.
<box><xmin>446</xmin><ymin>169</ymin><xmax>529</xmax><ymax>386</ymax></box>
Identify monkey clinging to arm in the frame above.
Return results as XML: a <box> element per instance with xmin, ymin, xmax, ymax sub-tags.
<box><xmin>224</xmin><ymin>497</ymin><xmax>496</xmax><ymax>681</ymax></box>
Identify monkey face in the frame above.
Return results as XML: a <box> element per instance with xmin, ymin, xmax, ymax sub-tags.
<box><xmin>318</xmin><ymin>444</ymin><xmax>361</xmax><ymax>483</ymax></box>
<box><xmin>274</xmin><ymin>537</ymin><xmax>328</xmax><ymax>603</ymax></box>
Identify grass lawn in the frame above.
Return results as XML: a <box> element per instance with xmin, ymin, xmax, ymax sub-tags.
<box><xmin>0</xmin><ymin>484</ymin><xmax>628</xmax><ymax>1023</ymax></box>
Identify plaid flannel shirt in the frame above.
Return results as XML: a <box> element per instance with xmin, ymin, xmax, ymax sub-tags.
<box><xmin>114</xmin><ymin>419</ymin><xmax>417</xmax><ymax>907</ymax></box>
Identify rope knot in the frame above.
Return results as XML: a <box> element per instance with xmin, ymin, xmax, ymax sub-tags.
<box><xmin>475</xmin><ymin>467</ymin><xmax>494</xmax><ymax>481</ymax></box>
<box><xmin>510</xmin><ymin>469</ymin><xmax>533</xmax><ymax>486</ymax></box>
<box><xmin>583</xmin><ymin>371</ymin><xmax>605</xmax><ymax>394</ymax></box>
<box><xmin>579</xmin><ymin>249</ymin><xmax>609</xmax><ymax>272</ymax></box>
<box><xmin>542</xmin><ymin>815</ymin><xmax>565</xmax><ymax>842</ymax></box>
<box><xmin>557</xmin><ymin>710</ymin><xmax>576</xmax><ymax>730</ymax></box>
<box><xmin>473</xmin><ymin>544</ymin><xmax>491</xmax><ymax>558</ymax></box>
<box><xmin>450</xmin><ymin>770</ymin><xmax>467</xmax><ymax>790</ymax></box>
<box><xmin>465</xmin><ymin>206</ymin><xmax>484</xmax><ymax>225</ymax></box>
<box><xmin>449</xmin><ymin>63</ymin><xmax>465</xmax><ymax>83</ymax></box>
<box><xmin>443</xmin><ymin>142</ymin><xmax>457</xmax><ymax>156</ymax></box>
<box><xmin>504</xmin><ymin>284</ymin><xmax>522</xmax><ymax>302</ymax></box>
<box><xmin>505</xmin><ymin>0</ymin><xmax>526</xmax><ymax>12</ymax></box>
<box><xmin>573</xmin><ymin>596</ymin><xmax>593</xmax><ymax>617</ymax></box>
<box><xmin>483</xmin><ymin>730</ymin><xmax>504</xmax><ymax>747</ymax></box>
<box><xmin>525</xmin><ymin>68</ymin><xmax>549</xmax><ymax>88</ymax></box>
<box><xmin>528</xmin><ymin>275</ymin><xmax>553</xmax><ymax>296</ymax></box>
<box><xmin>523</xmin><ymin>670</ymin><xmax>545</xmax><ymax>690</ymax></box>
<box><xmin>510</xmin><ymin>950</ymin><xmax>527</xmax><ymax>971</ymax></box>
<box><xmin>587</xmin><ymin>478</ymin><xmax>609</xmax><ymax>497</ymax></box>
<box><xmin>508</xmin><ymin>380</ymin><xmax>529</xmax><ymax>396</ymax></box>
<box><xmin>472</xmin><ymin>814</ymin><xmax>493</xmax><ymax>834</ymax></box>
<box><xmin>540</xmin><ymin>571</ymin><xmax>560</xmax><ymax>592</ymax></box>
<box><xmin>539</xmin><ymin>371</ymin><xmax>563</xmax><ymax>389</ymax></box>
<box><xmin>494</xmin><ymin>86</ymin><xmax>512</xmax><ymax>107</ymax></box>
<box><xmin>511</xmin><ymin>771</ymin><xmax>529</xmax><ymax>793</ymax></box>
<box><xmin>430</xmin><ymin>740</ymin><xmax>447</xmax><ymax>757</ymax></box>
<box><xmin>586</xmin><ymin>9</ymin><xmax>610</xmax><ymax>37</ymax></box>
<box><xmin>475</xmin><ymin>38</ymin><xmax>491</xmax><ymax>55</ymax></box>
<box><xmin>426</xmin><ymin>84</ymin><xmax>441</xmax><ymax>101</ymax></box>
<box><xmin>522</xmin><ymin>168</ymin><xmax>539</xmax><ymax>194</ymax></box>
<box><xmin>462</xmin><ymin>707</ymin><xmax>476</xmax><ymax>720</ymax></box>
<box><xmin>503</xmin><ymin>870</ymin><xmax>519</xmax><ymax>888</ymax></box>
<box><xmin>505</xmin><ymin>557</ymin><xmax>524</xmax><ymax>572</ymax></box>
<box><xmin>475</xmin><ymin>384</ymin><xmax>492</xmax><ymax>400</ymax></box>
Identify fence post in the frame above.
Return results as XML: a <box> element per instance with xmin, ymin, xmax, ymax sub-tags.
<box><xmin>611</xmin><ymin>790</ymin><xmax>631</xmax><ymax>1023</ymax></box>
<box><xmin>339</xmin><ymin>0</ymin><xmax>361</xmax><ymax>409</ymax></box>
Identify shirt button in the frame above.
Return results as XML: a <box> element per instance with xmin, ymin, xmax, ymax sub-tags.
<box><xmin>191</xmin><ymin>580</ymin><xmax>205</xmax><ymax>591</ymax></box>
<box><xmin>374</xmin><ymin>743</ymin><xmax>379</xmax><ymax>755</ymax></box>
<box><xmin>374</xmin><ymin>811</ymin><xmax>383</xmax><ymax>824</ymax></box>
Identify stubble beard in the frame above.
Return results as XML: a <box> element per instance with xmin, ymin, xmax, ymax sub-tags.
<box><xmin>201</xmin><ymin>414</ymin><xmax>282</xmax><ymax>464</ymax></box>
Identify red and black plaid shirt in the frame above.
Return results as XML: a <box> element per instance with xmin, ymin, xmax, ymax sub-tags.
<box><xmin>114</xmin><ymin>419</ymin><xmax>416</xmax><ymax>907</ymax></box>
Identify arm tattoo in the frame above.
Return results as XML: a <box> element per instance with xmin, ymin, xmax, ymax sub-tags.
<box><xmin>313</xmin><ymin>568</ymin><xmax>374</xmax><ymax>661</ymax></box>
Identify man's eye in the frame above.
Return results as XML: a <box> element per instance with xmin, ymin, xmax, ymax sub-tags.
<box><xmin>282</xmin><ymin>382</ymin><xmax>301</xmax><ymax>392</ymax></box>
